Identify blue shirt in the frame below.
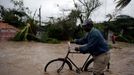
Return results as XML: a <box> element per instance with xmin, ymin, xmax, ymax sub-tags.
<box><xmin>75</xmin><ymin>28</ymin><xmax>109</xmax><ymax>56</ymax></box>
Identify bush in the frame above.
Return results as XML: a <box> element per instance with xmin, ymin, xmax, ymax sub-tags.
<box><xmin>108</xmin><ymin>44</ymin><xmax>113</xmax><ymax>49</ymax></box>
<box><xmin>116</xmin><ymin>35</ymin><xmax>134</xmax><ymax>43</ymax></box>
<box><xmin>45</xmin><ymin>38</ymin><xmax>61</xmax><ymax>44</ymax></box>
<box><xmin>38</xmin><ymin>32</ymin><xmax>60</xmax><ymax>44</ymax></box>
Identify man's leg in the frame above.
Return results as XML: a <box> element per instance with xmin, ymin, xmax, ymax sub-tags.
<box><xmin>93</xmin><ymin>52</ymin><xmax>110</xmax><ymax>75</ymax></box>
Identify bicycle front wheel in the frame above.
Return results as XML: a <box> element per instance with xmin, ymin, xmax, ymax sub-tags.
<box><xmin>44</xmin><ymin>58</ymin><xmax>72</xmax><ymax>73</ymax></box>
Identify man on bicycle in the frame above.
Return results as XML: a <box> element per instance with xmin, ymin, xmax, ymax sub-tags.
<box><xmin>71</xmin><ymin>19</ymin><xmax>110</xmax><ymax>75</ymax></box>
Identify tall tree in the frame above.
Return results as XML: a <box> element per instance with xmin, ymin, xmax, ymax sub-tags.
<box><xmin>73</xmin><ymin>0</ymin><xmax>101</xmax><ymax>23</ymax></box>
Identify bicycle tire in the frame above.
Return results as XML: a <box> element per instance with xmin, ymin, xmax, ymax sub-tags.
<box><xmin>84</xmin><ymin>58</ymin><xmax>94</xmax><ymax>71</ymax></box>
<box><xmin>44</xmin><ymin>58</ymin><xmax>73</xmax><ymax>73</ymax></box>
<box><xmin>84</xmin><ymin>58</ymin><xmax>110</xmax><ymax>71</ymax></box>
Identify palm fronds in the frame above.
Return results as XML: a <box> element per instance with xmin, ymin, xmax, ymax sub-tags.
<box><xmin>115</xmin><ymin>0</ymin><xmax>131</xmax><ymax>9</ymax></box>
<box><xmin>14</xmin><ymin>23</ymin><xmax>30</xmax><ymax>41</ymax></box>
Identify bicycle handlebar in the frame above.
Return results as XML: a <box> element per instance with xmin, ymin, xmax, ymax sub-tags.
<box><xmin>67</xmin><ymin>41</ymin><xmax>71</xmax><ymax>50</ymax></box>
<box><xmin>67</xmin><ymin>41</ymin><xmax>80</xmax><ymax>53</ymax></box>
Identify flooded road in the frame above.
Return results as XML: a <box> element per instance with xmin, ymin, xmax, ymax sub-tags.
<box><xmin>0</xmin><ymin>41</ymin><xmax>134</xmax><ymax>75</ymax></box>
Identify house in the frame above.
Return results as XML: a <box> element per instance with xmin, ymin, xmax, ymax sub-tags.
<box><xmin>0</xmin><ymin>21</ymin><xmax>19</xmax><ymax>41</ymax></box>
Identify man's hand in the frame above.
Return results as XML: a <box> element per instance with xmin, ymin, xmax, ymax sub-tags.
<box><xmin>70</xmin><ymin>39</ymin><xmax>76</xmax><ymax>43</ymax></box>
<box><xmin>75</xmin><ymin>47</ymin><xmax>80</xmax><ymax>51</ymax></box>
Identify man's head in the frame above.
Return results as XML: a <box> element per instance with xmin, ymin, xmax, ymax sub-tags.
<box><xmin>82</xmin><ymin>19</ymin><xmax>93</xmax><ymax>32</ymax></box>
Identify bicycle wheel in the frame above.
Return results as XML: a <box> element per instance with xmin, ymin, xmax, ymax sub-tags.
<box><xmin>44</xmin><ymin>58</ymin><xmax>72</xmax><ymax>73</ymax></box>
<box><xmin>84</xmin><ymin>58</ymin><xmax>94</xmax><ymax>71</ymax></box>
<box><xmin>84</xmin><ymin>58</ymin><xmax>110</xmax><ymax>71</ymax></box>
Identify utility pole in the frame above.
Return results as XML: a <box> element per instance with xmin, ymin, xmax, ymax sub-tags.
<box><xmin>39</xmin><ymin>6</ymin><xmax>42</xmax><ymax>26</ymax></box>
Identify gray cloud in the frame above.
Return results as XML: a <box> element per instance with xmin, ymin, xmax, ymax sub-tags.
<box><xmin>0</xmin><ymin>0</ymin><xmax>134</xmax><ymax>22</ymax></box>
<box><xmin>0</xmin><ymin>0</ymin><xmax>13</xmax><ymax>8</ymax></box>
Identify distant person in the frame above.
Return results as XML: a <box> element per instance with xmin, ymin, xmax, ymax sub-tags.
<box><xmin>71</xmin><ymin>19</ymin><xmax>110</xmax><ymax>75</ymax></box>
<box><xmin>111</xmin><ymin>33</ymin><xmax>117</xmax><ymax>44</ymax></box>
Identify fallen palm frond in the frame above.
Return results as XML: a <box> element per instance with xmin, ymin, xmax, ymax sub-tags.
<box><xmin>13</xmin><ymin>23</ymin><xmax>30</xmax><ymax>41</ymax></box>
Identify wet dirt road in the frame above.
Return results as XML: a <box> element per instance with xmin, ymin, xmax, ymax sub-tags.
<box><xmin>0</xmin><ymin>41</ymin><xmax>134</xmax><ymax>75</ymax></box>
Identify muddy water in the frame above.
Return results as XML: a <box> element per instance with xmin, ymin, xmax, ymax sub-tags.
<box><xmin>0</xmin><ymin>41</ymin><xmax>134</xmax><ymax>75</ymax></box>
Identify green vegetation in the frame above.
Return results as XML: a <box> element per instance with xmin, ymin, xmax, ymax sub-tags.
<box><xmin>109</xmin><ymin>15</ymin><xmax>134</xmax><ymax>43</ymax></box>
<box><xmin>94</xmin><ymin>15</ymin><xmax>134</xmax><ymax>43</ymax></box>
<box><xmin>0</xmin><ymin>0</ymin><xmax>133</xmax><ymax>43</ymax></box>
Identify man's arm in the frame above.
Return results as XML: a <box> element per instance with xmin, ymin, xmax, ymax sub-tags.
<box><xmin>79</xmin><ymin>33</ymin><xmax>99</xmax><ymax>53</ymax></box>
<box><xmin>75</xmin><ymin>34</ymin><xmax>88</xmax><ymax>45</ymax></box>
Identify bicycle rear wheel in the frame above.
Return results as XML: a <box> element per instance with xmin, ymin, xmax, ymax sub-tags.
<box><xmin>84</xmin><ymin>58</ymin><xmax>110</xmax><ymax>72</ymax></box>
<box><xmin>44</xmin><ymin>58</ymin><xmax>72</xmax><ymax>73</ymax></box>
<box><xmin>84</xmin><ymin>58</ymin><xmax>94</xmax><ymax>71</ymax></box>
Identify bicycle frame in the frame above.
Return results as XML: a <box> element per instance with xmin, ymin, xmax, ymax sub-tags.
<box><xmin>45</xmin><ymin>42</ymin><xmax>110</xmax><ymax>73</ymax></box>
<box><xmin>59</xmin><ymin>42</ymin><xmax>93</xmax><ymax>73</ymax></box>
<box><xmin>67</xmin><ymin>51</ymin><xmax>92</xmax><ymax>72</ymax></box>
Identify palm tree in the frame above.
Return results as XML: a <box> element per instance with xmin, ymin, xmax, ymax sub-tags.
<box><xmin>115</xmin><ymin>0</ymin><xmax>131</xmax><ymax>9</ymax></box>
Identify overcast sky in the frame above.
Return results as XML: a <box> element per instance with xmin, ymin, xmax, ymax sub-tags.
<box><xmin>0</xmin><ymin>0</ymin><xmax>134</xmax><ymax>22</ymax></box>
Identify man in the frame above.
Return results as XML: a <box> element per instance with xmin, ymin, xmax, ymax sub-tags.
<box><xmin>71</xmin><ymin>19</ymin><xmax>110</xmax><ymax>75</ymax></box>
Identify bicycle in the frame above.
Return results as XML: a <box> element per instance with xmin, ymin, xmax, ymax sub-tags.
<box><xmin>44</xmin><ymin>42</ymin><xmax>110</xmax><ymax>73</ymax></box>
